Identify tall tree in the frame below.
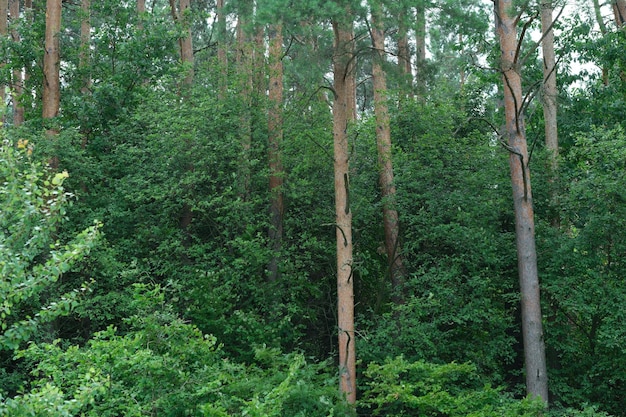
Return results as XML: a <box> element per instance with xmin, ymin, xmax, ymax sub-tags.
<box><xmin>79</xmin><ymin>0</ymin><xmax>90</xmax><ymax>95</ymax></box>
<box><xmin>541</xmin><ymin>1</ymin><xmax>558</xmax><ymax>172</ymax></box>
<box><xmin>216</xmin><ymin>0</ymin><xmax>227</xmax><ymax>98</ymax></box>
<box><xmin>612</xmin><ymin>0</ymin><xmax>626</xmax><ymax>26</ymax></box>
<box><xmin>495</xmin><ymin>0</ymin><xmax>548</xmax><ymax>403</ymax></box>
<box><xmin>370</xmin><ymin>1</ymin><xmax>405</xmax><ymax>302</ymax></box>
<box><xmin>414</xmin><ymin>2</ymin><xmax>426</xmax><ymax>91</ymax></box>
<box><xmin>42</xmin><ymin>0</ymin><xmax>61</xmax><ymax>128</ymax></box>
<box><xmin>137</xmin><ymin>0</ymin><xmax>145</xmax><ymax>14</ymax></box>
<box><xmin>1</xmin><ymin>0</ymin><xmax>7</xmax><ymax>123</ymax></box>
<box><xmin>397</xmin><ymin>4</ymin><xmax>412</xmax><ymax>94</ymax></box>
<box><xmin>332</xmin><ymin>12</ymin><xmax>356</xmax><ymax>404</ymax></box>
<box><xmin>9</xmin><ymin>0</ymin><xmax>24</xmax><ymax>125</ymax></box>
<box><xmin>267</xmin><ymin>21</ymin><xmax>284</xmax><ymax>282</ymax></box>
<box><xmin>169</xmin><ymin>0</ymin><xmax>194</xmax><ymax>87</ymax></box>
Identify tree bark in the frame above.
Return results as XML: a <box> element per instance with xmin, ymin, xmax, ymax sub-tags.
<box><xmin>496</xmin><ymin>0</ymin><xmax>549</xmax><ymax>403</ymax></box>
<box><xmin>137</xmin><ymin>0</ymin><xmax>145</xmax><ymax>14</ymax></box>
<box><xmin>0</xmin><ymin>0</ymin><xmax>7</xmax><ymax>124</ymax></box>
<box><xmin>613</xmin><ymin>0</ymin><xmax>626</xmax><ymax>26</ymax></box>
<box><xmin>540</xmin><ymin>1</ymin><xmax>558</xmax><ymax>171</ymax></box>
<box><xmin>170</xmin><ymin>0</ymin><xmax>194</xmax><ymax>87</ymax></box>
<box><xmin>79</xmin><ymin>0</ymin><xmax>90</xmax><ymax>95</ymax></box>
<box><xmin>42</xmin><ymin>0</ymin><xmax>61</xmax><ymax>122</ymax></box>
<box><xmin>414</xmin><ymin>3</ymin><xmax>426</xmax><ymax>92</ymax></box>
<box><xmin>333</xmin><ymin>15</ymin><xmax>356</xmax><ymax>405</ymax></box>
<box><xmin>216</xmin><ymin>0</ymin><xmax>227</xmax><ymax>99</ymax></box>
<box><xmin>9</xmin><ymin>0</ymin><xmax>24</xmax><ymax>126</ymax></box>
<box><xmin>267</xmin><ymin>22</ymin><xmax>284</xmax><ymax>282</ymax></box>
<box><xmin>371</xmin><ymin>3</ymin><xmax>405</xmax><ymax>303</ymax></box>
<box><xmin>397</xmin><ymin>6</ymin><xmax>412</xmax><ymax>96</ymax></box>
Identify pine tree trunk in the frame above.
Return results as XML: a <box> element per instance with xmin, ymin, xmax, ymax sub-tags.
<box><xmin>169</xmin><ymin>0</ymin><xmax>194</xmax><ymax>87</ymax></box>
<box><xmin>613</xmin><ymin>0</ymin><xmax>626</xmax><ymax>26</ymax></box>
<box><xmin>496</xmin><ymin>0</ymin><xmax>549</xmax><ymax>403</ymax></box>
<box><xmin>333</xmin><ymin>16</ymin><xmax>356</xmax><ymax>405</ymax></box>
<box><xmin>541</xmin><ymin>1</ymin><xmax>558</xmax><ymax>170</ymax></box>
<box><xmin>415</xmin><ymin>3</ymin><xmax>426</xmax><ymax>92</ymax></box>
<box><xmin>79</xmin><ymin>0</ymin><xmax>90</xmax><ymax>95</ymax></box>
<box><xmin>42</xmin><ymin>0</ymin><xmax>61</xmax><ymax>124</ymax></box>
<box><xmin>267</xmin><ymin>22</ymin><xmax>284</xmax><ymax>282</ymax></box>
<box><xmin>137</xmin><ymin>0</ymin><xmax>145</xmax><ymax>13</ymax></box>
<box><xmin>371</xmin><ymin>4</ymin><xmax>405</xmax><ymax>303</ymax></box>
<box><xmin>0</xmin><ymin>0</ymin><xmax>7</xmax><ymax>124</ymax></box>
<box><xmin>217</xmin><ymin>0</ymin><xmax>227</xmax><ymax>98</ymax></box>
<box><xmin>9</xmin><ymin>0</ymin><xmax>24</xmax><ymax>126</ymax></box>
<box><xmin>397</xmin><ymin>7</ymin><xmax>412</xmax><ymax>96</ymax></box>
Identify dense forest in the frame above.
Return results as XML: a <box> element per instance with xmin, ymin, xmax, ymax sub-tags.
<box><xmin>1</xmin><ymin>0</ymin><xmax>625</xmax><ymax>415</ymax></box>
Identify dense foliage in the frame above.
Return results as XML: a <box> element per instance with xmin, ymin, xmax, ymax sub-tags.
<box><xmin>1</xmin><ymin>0</ymin><xmax>625</xmax><ymax>415</ymax></box>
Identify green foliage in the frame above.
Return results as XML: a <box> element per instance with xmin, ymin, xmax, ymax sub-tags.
<box><xmin>540</xmin><ymin>127</ymin><xmax>626</xmax><ymax>415</ymax></box>
<box><xmin>360</xmin><ymin>356</ymin><xmax>545</xmax><ymax>416</ymax></box>
<box><xmin>12</xmin><ymin>285</ymin><xmax>350</xmax><ymax>416</ymax></box>
<box><xmin>0</xmin><ymin>137</ymin><xmax>100</xmax><ymax>352</ymax></box>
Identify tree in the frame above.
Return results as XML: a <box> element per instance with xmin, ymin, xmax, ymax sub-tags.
<box><xmin>541</xmin><ymin>0</ymin><xmax>558</xmax><ymax>171</ymax></box>
<box><xmin>42</xmin><ymin>0</ymin><xmax>61</xmax><ymax>126</ymax></box>
<box><xmin>612</xmin><ymin>0</ymin><xmax>626</xmax><ymax>26</ymax></box>
<box><xmin>79</xmin><ymin>0</ymin><xmax>90</xmax><ymax>95</ymax></box>
<box><xmin>370</xmin><ymin>1</ymin><xmax>405</xmax><ymax>301</ymax></box>
<box><xmin>169</xmin><ymin>0</ymin><xmax>194</xmax><ymax>87</ymax></box>
<box><xmin>1</xmin><ymin>0</ymin><xmax>6</xmax><ymax>123</ymax></box>
<box><xmin>333</xmin><ymin>11</ymin><xmax>356</xmax><ymax>404</ymax></box>
<box><xmin>267</xmin><ymin>21</ymin><xmax>284</xmax><ymax>282</ymax></box>
<box><xmin>495</xmin><ymin>0</ymin><xmax>548</xmax><ymax>403</ymax></box>
<box><xmin>9</xmin><ymin>0</ymin><xmax>24</xmax><ymax>126</ymax></box>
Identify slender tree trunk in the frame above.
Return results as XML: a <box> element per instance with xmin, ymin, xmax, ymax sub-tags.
<box><xmin>414</xmin><ymin>3</ymin><xmax>426</xmax><ymax>93</ymax></box>
<box><xmin>236</xmin><ymin>8</ymin><xmax>253</xmax><ymax>200</ymax></box>
<box><xmin>42</xmin><ymin>0</ymin><xmax>61</xmax><ymax>126</ymax></box>
<box><xmin>333</xmin><ymin>15</ymin><xmax>356</xmax><ymax>405</ymax></box>
<box><xmin>9</xmin><ymin>0</ymin><xmax>24</xmax><ymax>126</ymax></box>
<box><xmin>79</xmin><ymin>0</ymin><xmax>90</xmax><ymax>95</ymax></box>
<box><xmin>371</xmin><ymin>3</ymin><xmax>405</xmax><ymax>303</ymax></box>
<box><xmin>137</xmin><ymin>0</ymin><xmax>145</xmax><ymax>13</ymax></box>
<box><xmin>541</xmin><ymin>1</ymin><xmax>558</xmax><ymax>171</ymax></box>
<box><xmin>496</xmin><ymin>0</ymin><xmax>549</xmax><ymax>403</ymax></box>
<box><xmin>216</xmin><ymin>0</ymin><xmax>227</xmax><ymax>98</ymax></box>
<box><xmin>613</xmin><ymin>0</ymin><xmax>626</xmax><ymax>26</ymax></box>
<box><xmin>267</xmin><ymin>22</ymin><xmax>284</xmax><ymax>282</ymax></box>
<box><xmin>170</xmin><ymin>0</ymin><xmax>194</xmax><ymax>87</ymax></box>
<box><xmin>590</xmin><ymin>0</ymin><xmax>609</xmax><ymax>84</ymax></box>
<box><xmin>397</xmin><ymin>6</ymin><xmax>412</xmax><ymax>96</ymax></box>
<box><xmin>0</xmin><ymin>0</ymin><xmax>7</xmax><ymax>124</ymax></box>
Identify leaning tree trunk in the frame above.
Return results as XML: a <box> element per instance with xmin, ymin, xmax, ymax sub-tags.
<box><xmin>333</xmin><ymin>14</ymin><xmax>356</xmax><ymax>405</ymax></box>
<box><xmin>496</xmin><ymin>0</ymin><xmax>549</xmax><ymax>403</ymax></box>
<box><xmin>371</xmin><ymin>2</ymin><xmax>405</xmax><ymax>303</ymax></box>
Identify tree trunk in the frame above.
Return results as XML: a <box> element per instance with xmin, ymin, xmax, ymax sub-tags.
<box><xmin>236</xmin><ymin>10</ymin><xmax>252</xmax><ymax>200</ymax></box>
<box><xmin>137</xmin><ymin>0</ymin><xmax>145</xmax><ymax>13</ymax></box>
<box><xmin>0</xmin><ymin>0</ymin><xmax>7</xmax><ymax>124</ymax></box>
<box><xmin>9</xmin><ymin>0</ymin><xmax>24</xmax><ymax>126</ymax></box>
<box><xmin>414</xmin><ymin>3</ymin><xmax>426</xmax><ymax>92</ymax></box>
<box><xmin>267</xmin><ymin>22</ymin><xmax>284</xmax><ymax>282</ymax></box>
<box><xmin>371</xmin><ymin>3</ymin><xmax>405</xmax><ymax>303</ymax></box>
<box><xmin>540</xmin><ymin>1</ymin><xmax>558</xmax><ymax>171</ymax></box>
<box><xmin>333</xmin><ymin>15</ymin><xmax>356</xmax><ymax>405</ymax></box>
<box><xmin>170</xmin><ymin>0</ymin><xmax>194</xmax><ymax>87</ymax></box>
<box><xmin>496</xmin><ymin>0</ymin><xmax>549</xmax><ymax>403</ymax></box>
<box><xmin>79</xmin><ymin>0</ymin><xmax>90</xmax><ymax>95</ymax></box>
<box><xmin>397</xmin><ymin>6</ymin><xmax>412</xmax><ymax>96</ymax></box>
<box><xmin>42</xmin><ymin>0</ymin><xmax>61</xmax><ymax>124</ymax></box>
<box><xmin>216</xmin><ymin>0</ymin><xmax>227</xmax><ymax>98</ymax></box>
<box><xmin>613</xmin><ymin>0</ymin><xmax>626</xmax><ymax>26</ymax></box>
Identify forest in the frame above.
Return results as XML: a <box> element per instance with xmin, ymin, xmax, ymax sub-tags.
<box><xmin>1</xmin><ymin>0</ymin><xmax>625</xmax><ymax>415</ymax></box>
